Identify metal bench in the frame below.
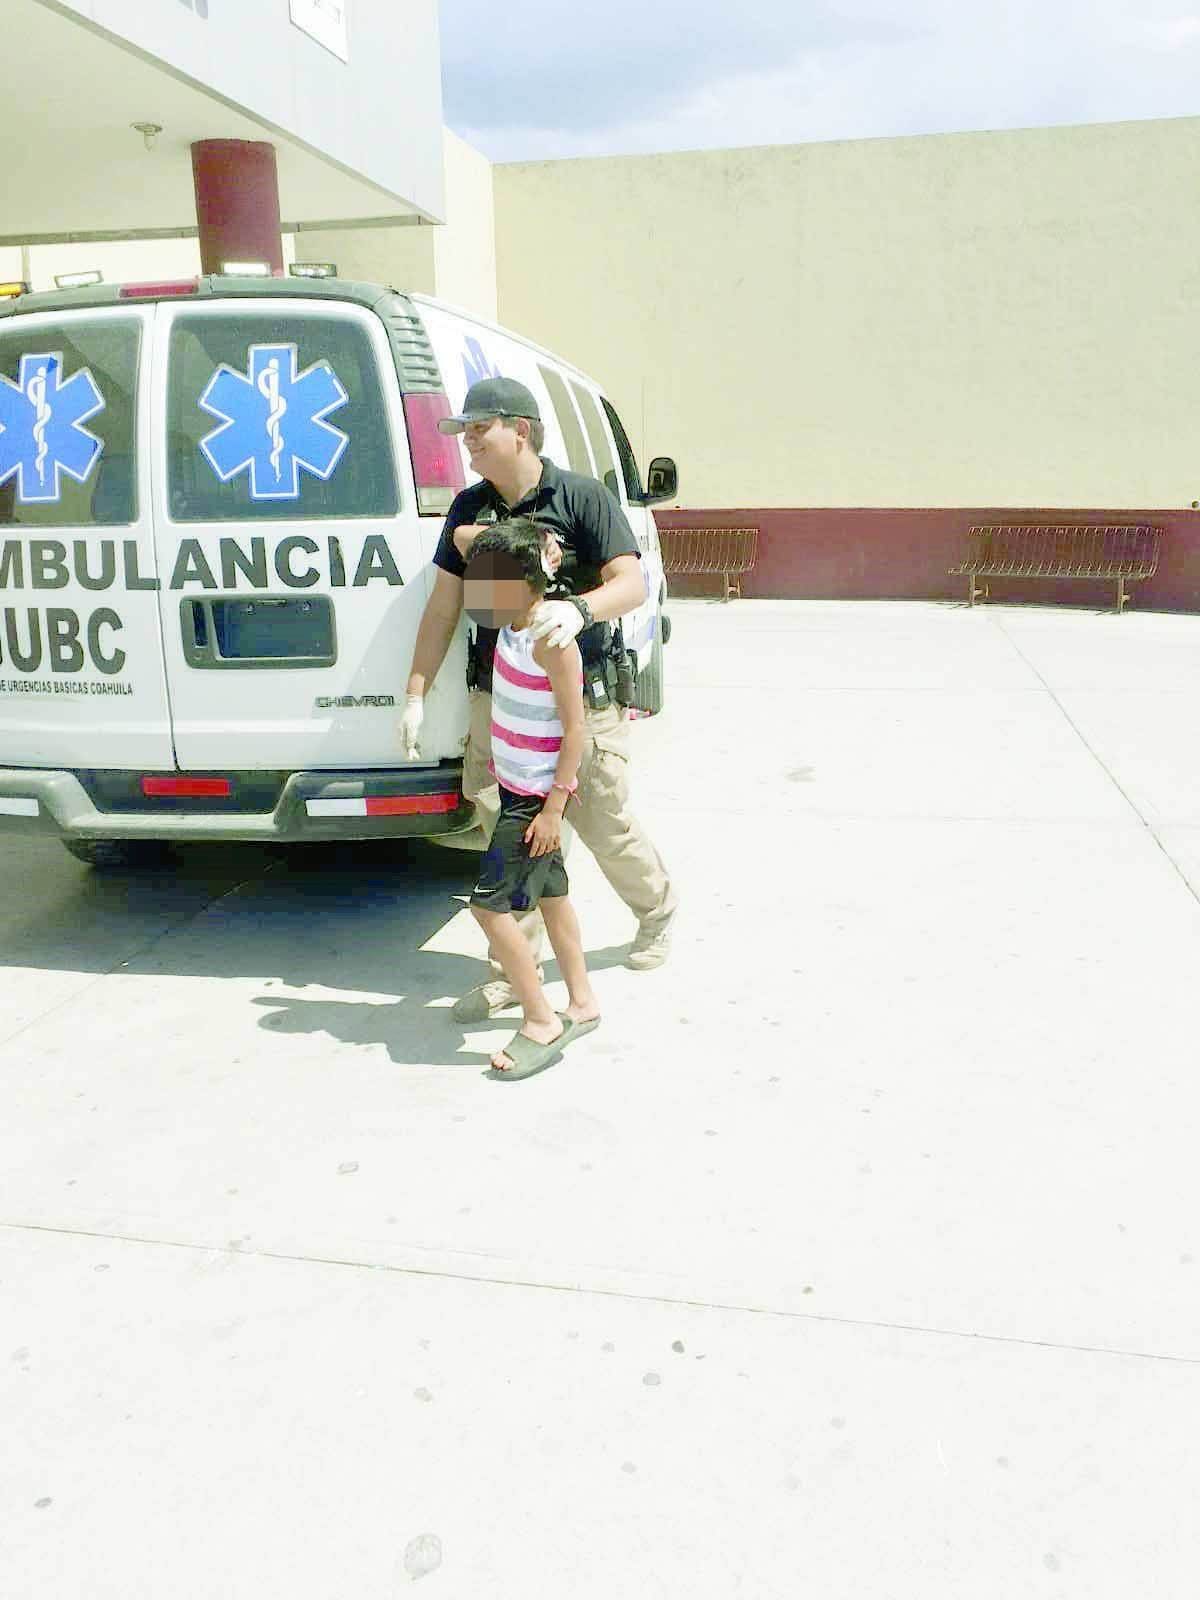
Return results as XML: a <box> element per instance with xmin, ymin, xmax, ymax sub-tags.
<box><xmin>658</xmin><ymin>526</ymin><xmax>760</xmax><ymax>601</ymax></box>
<box><xmin>950</xmin><ymin>523</ymin><xmax>1163</xmax><ymax>613</ymax></box>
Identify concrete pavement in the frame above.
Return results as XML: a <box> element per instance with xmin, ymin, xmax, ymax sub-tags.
<box><xmin>3</xmin><ymin>598</ymin><xmax>1200</xmax><ymax>1597</ymax></box>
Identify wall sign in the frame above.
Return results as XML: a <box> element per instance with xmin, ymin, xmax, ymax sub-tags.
<box><xmin>289</xmin><ymin>0</ymin><xmax>349</xmax><ymax>62</ymax></box>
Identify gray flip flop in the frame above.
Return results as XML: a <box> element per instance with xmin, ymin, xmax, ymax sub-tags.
<box><xmin>555</xmin><ymin>1012</ymin><xmax>601</xmax><ymax>1046</ymax></box>
<box><xmin>488</xmin><ymin>1023</ymin><xmax>570</xmax><ymax>1082</ymax></box>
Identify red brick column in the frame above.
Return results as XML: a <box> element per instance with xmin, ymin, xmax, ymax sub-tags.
<box><xmin>191</xmin><ymin>139</ymin><xmax>284</xmax><ymax>277</ymax></box>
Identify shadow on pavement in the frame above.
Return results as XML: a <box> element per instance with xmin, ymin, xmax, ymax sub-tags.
<box><xmin>0</xmin><ymin>835</ymin><xmax>634</xmax><ymax>1070</ymax></box>
<box><xmin>245</xmin><ymin>939</ymin><xmax>633</xmax><ymax>1070</ymax></box>
<box><xmin>0</xmin><ymin>836</ymin><xmax>469</xmax><ymax>979</ymax></box>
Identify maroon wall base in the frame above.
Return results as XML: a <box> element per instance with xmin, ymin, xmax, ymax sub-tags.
<box><xmin>653</xmin><ymin>508</ymin><xmax>1200</xmax><ymax>612</ymax></box>
<box><xmin>191</xmin><ymin>139</ymin><xmax>284</xmax><ymax>278</ymax></box>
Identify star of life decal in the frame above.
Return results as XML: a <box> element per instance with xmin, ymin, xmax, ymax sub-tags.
<box><xmin>462</xmin><ymin>335</ymin><xmax>502</xmax><ymax>392</ymax></box>
<box><xmin>198</xmin><ymin>343</ymin><xmax>350</xmax><ymax>501</ymax></box>
<box><xmin>0</xmin><ymin>352</ymin><xmax>105</xmax><ymax>504</ymax></box>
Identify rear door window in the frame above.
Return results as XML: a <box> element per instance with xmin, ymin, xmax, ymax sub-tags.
<box><xmin>600</xmin><ymin>397</ymin><xmax>644</xmax><ymax>503</ymax></box>
<box><xmin>167</xmin><ymin>311</ymin><xmax>398</xmax><ymax>522</ymax></box>
<box><xmin>537</xmin><ymin>364</ymin><xmax>592</xmax><ymax>477</ymax></box>
<box><xmin>570</xmin><ymin>382</ymin><xmax>622</xmax><ymax>499</ymax></box>
<box><xmin>0</xmin><ymin>317</ymin><xmax>140</xmax><ymax>527</ymax></box>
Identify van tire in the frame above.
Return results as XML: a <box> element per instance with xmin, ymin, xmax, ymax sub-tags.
<box><xmin>632</xmin><ymin>617</ymin><xmax>665</xmax><ymax>716</ymax></box>
<box><xmin>62</xmin><ymin>839</ymin><xmax>169</xmax><ymax>871</ymax></box>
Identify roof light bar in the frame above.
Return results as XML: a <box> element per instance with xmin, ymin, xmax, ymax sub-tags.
<box><xmin>221</xmin><ymin>261</ymin><xmax>272</xmax><ymax>277</ymax></box>
<box><xmin>290</xmin><ymin>262</ymin><xmax>338</xmax><ymax>279</ymax></box>
<box><xmin>0</xmin><ymin>281</ymin><xmax>29</xmax><ymax>299</ymax></box>
<box><xmin>55</xmin><ymin>270</ymin><xmax>103</xmax><ymax>289</ymax></box>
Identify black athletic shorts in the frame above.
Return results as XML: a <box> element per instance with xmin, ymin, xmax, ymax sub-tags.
<box><xmin>470</xmin><ymin>785</ymin><xmax>569</xmax><ymax>914</ymax></box>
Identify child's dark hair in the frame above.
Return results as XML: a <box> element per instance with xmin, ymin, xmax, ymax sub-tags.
<box><xmin>465</xmin><ymin>517</ymin><xmax>549</xmax><ymax>595</ymax></box>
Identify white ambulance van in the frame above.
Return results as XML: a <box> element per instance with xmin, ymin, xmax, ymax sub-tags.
<box><xmin>0</xmin><ymin>276</ymin><xmax>677</xmax><ymax>867</ymax></box>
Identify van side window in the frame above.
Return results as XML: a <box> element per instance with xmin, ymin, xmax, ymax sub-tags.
<box><xmin>570</xmin><ymin>383</ymin><xmax>621</xmax><ymax>500</ymax></box>
<box><xmin>0</xmin><ymin>319</ymin><xmax>140</xmax><ymax>528</ymax></box>
<box><xmin>167</xmin><ymin>314</ymin><xmax>398</xmax><ymax>523</ymax></box>
<box><xmin>600</xmin><ymin>398</ymin><xmax>644</xmax><ymax>503</ymax></box>
<box><xmin>537</xmin><ymin>365</ymin><xmax>592</xmax><ymax>477</ymax></box>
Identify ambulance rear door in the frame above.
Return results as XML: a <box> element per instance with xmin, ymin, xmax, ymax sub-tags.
<box><xmin>0</xmin><ymin>305</ymin><xmax>173</xmax><ymax>769</ymax></box>
<box><xmin>150</xmin><ymin>296</ymin><xmax>457</xmax><ymax>772</ymax></box>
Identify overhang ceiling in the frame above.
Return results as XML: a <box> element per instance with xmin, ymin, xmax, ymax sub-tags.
<box><xmin>2</xmin><ymin>0</ymin><xmax>431</xmax><ymax>241</ymax></box>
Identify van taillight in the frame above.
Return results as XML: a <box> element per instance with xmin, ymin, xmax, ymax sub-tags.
<box><xmin>119</xmin><ymin>279</ymin><xmax>200</xmax><ymax>299</ymax></box>
<box><xmin>402</xmin><ymin>393</ymin><xmax>465</xmax><ymax>515</ymax></box>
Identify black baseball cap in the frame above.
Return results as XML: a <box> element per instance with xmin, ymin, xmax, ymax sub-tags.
<box><xmin>437</xmin><ymin>376</ymin><xmax>541</xmax><ymax>434</ymax></box>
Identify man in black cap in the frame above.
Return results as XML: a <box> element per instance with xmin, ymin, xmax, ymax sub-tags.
<box><xmin>401</xmin><ymin>376</ymin><xmax>677</xmax><ymax>1021</ymax></box>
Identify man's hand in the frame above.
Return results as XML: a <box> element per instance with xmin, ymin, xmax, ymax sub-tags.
<box><xmin>529</xmin><ymin>599</ymin><xmax>585</xmax><ymax>649</ymax></box>
<box><xmin>453</xmin><ymin>523</ymin><xmax>489</xmax><ymax>562</ymax></box>
<box><xmin>525</xmin><ymin>804</ymin><xmax>564</xmax><ymax>857</ymax></box>
<box><xmin>541</xmin><ymin>530</ymin><xmax>564</xmax><ymax>575</ymax></box>
<box><xmin>399</xmin><ymin>693</ymin><xmax>425</xmax><ymax>760</ymax></box>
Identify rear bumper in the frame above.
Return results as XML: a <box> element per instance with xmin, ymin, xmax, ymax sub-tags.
<box><xmin>0</xmin><ymin>765</ymin><xmax>478</xmax><ymax>843</ymax></box>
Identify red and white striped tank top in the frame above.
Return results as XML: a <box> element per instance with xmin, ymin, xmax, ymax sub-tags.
<box><xmin>490</xmin><ymin>625</ymin><xmax>578</xmax><ymax>797</ymax></box>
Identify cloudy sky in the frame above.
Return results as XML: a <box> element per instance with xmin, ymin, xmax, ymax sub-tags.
<box><xmin>438</xmin><ymin>0</ymin><xmax>1200</xmax><ymax>163</ymax></box>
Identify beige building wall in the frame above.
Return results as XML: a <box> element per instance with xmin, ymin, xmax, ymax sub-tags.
<box><xmin>494</xmin><ymin>117</ymin><xmax>1200</xmax><ymax>509</ymax></box>
<box><xmin>294</xmin><ymin>131</ymin><xmax>496</xmax><ymax>314</ymax></box>
<box><xmin>293</xmin><ymin>220</ymin><xmax>437</xmax><ymax>294</ymax></box>
<box><xmin>429</xmin><ymin>130</ymin><xmax>498</xmax><ymax>322</ymax></box>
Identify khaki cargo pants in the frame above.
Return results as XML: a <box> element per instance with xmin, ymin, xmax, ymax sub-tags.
<box><xmin>462</xmin><ymin>689</ymin><xmax>676</xmax><ymax>969</ymax></box>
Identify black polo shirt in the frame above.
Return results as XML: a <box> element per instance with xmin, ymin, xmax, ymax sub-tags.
<box><xmin>433</xmin><ymin>457</ymin><xmax>641</xmax><ymax>690</ymax></box>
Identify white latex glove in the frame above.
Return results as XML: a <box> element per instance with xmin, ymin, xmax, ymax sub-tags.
<box><xmin>529</xmin><ymin>599</ymin><xmax>585</xmax><ymax>649</ymax></box>
<box><xmin>399</xmin><ymin>693</ymin><xmax>425</xmax><ymax>760</ymax></box>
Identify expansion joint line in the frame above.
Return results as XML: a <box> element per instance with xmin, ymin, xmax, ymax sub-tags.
<box><xmin>991</xmin><ymin>614</ymin><xmax>1200</xmax><ymax>914</ymax></box>
<box><xmin>2</xmin><ymin>1219</ymin><xmax>1199</xmax><ymax>1370</ymax></box>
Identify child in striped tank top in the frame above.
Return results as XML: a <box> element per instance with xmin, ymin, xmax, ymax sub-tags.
<box><xmin>463</xmin><ymin>520</ymin><xmax>601</xmax><ymax>1079</ymax></box>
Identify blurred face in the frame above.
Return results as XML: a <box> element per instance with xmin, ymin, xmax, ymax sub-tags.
<box><xmin>464</xmin><ymin>551</ymin><xmax>537</xmax><ymax>628</ymax></box>
<box><xmin>462</xmin><ymin>415</ymin><xmax>526</xmax><ymax>481</ymax></box>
